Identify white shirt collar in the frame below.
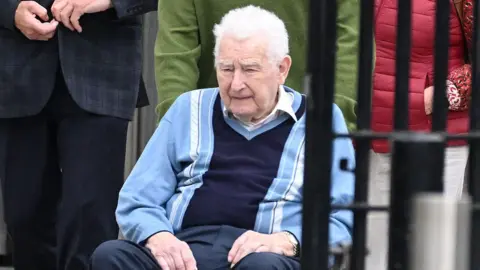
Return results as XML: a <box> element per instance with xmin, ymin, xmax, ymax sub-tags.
<box><xmin>222</xmin><ymin>86</ymin><xmax>298</xmax><ymax>129</ymax></box>
<box><xmin>275</xmin><ymin>86</ymin><xmax>298</xmax><ymax>121</ymax></box>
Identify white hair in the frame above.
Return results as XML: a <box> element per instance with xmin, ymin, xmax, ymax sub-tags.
<box><xmin>213</xmin><ymin>5</ymin><xmax>290</xmax><ymax>66</ymax></box>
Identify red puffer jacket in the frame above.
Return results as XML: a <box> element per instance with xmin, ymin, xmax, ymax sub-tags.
<box><xmin>372</xmin><ymin>0</ymin><xmax>470</xmax><ymax>153</ymax></box>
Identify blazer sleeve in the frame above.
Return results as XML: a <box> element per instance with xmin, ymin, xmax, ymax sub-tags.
<box><xmin>0</xmin><ymin>0</ymin><xmax>20</xmax><ymax>31</ymax></box>
<box><xmin>111</xmin><ymin>0</ymin><xmax>158</xmax><ymax>19</ymax></box>
<box><xmin>154</xmin><ymin>0</ymin><xmax>200</xmax><ymax>121</ymax></box>
<box><xmin>334</xmin><ymin>0</ymin><xmax>361</xmax><ymax>132</ymax></box>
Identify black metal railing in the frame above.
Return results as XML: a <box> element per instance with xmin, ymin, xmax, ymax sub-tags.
<box><xmin>469</xmin><ymin>0</ymin><xmax>480</xmax><ymax>268</ymax></box>
<box><xmin>302</xmin><ymin>0</ymin><xmax>480</xmax><ymax>269</ymax></box>
<box><xmin>302</xmin><ymin>0</ymin><xmax>336</xmax><ymax>268</ymax></box>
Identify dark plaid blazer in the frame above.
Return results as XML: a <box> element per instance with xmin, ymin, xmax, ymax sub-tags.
<box><xmin>0</xmin><ymin>0</ymin><xmax>157</xmax><ymax>119</ymax></box>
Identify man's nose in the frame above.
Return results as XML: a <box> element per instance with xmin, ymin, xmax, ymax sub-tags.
<box><xmin>231</xmin><ymin>70</ymin><xmax>246</xmax><ymax>91</ymax></box>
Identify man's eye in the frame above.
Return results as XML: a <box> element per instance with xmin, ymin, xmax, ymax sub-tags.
<box><xmin>222</xmin><ymin>68</ymin><xmax>233</xmax><ymax>72</ymax></box>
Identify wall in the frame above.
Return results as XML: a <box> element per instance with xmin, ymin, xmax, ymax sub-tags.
<box><xmin>125</xmin><ymin>11</ymin><xmax>160</xmax><ymax>176</ymax></box>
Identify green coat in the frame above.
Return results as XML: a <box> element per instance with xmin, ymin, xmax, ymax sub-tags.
<box><xmin>155</xmin><ymin>0</ymin><xmax>361</xmax><ymax>131</ymax></box>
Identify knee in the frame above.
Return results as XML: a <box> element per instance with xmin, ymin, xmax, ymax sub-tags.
<box><xmin>90</xmin><ymin>240</ymin><xmax>131</xmax><ymax>267</ymax></box>
<box><xmin>234</xmin><ymin>252</ymin><xmax>284</xmax><ymax>270</ymax></box>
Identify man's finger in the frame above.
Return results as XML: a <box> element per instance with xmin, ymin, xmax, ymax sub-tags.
<box><xmin>60</xmin><ymin>3</ymin><xmax>74</xmax><ymax>31</ymax></box>
<box><xmin>228</xmin><ymin>233</ymin><xmax>248</xmax><ymax>262</ymax></box>
<box><xmin>25</xmin><ymin>1</ymin><xmax>49</xmax><ymax>21</ymax></box>
<box><xmin>180</xmin><ymin>245</ymin><xmax>197</xmax><ymax>270</ymax></box>
<box><xmin>30</xmin><ymin>18</ymin><xmax>58</xmax><ymax>36</ymax></box>
<box><xmin>51</xmin><ymin>0</ymin><xmax>68</xmax><ymax>21</ymax></box>
<box><xmin>27</xmin><ymin>21</ymin><xmax>57</xmax><ymax>41</ymax></box>
<box><xmin>70</xmin><ymin>8</ymin><xmax>84</xmax><ymax>33</ymax></box>
<box><xmin>45</xmin><ymin>26</ymin><xmax>57</xmax><ymax>39</ymax></box>
<box><xmin>171</xmin><ymin>250</ymin><xmax>186</xmax><ymax>270</ymax></box>
<box><xmin>44</xmin><ymin>19</ymin><xmax>59</xmax><ymax>34</ymax></box>
<box><xmin>165</xmin><ymin>254</ymin><xmax>177</xmax><ymax>270</ymax></box>
<box><xmin>157</xmin><ymin>256</ymin><xmax>170</xmax><ymax>270</ymax></box>
<box><xmin>231</xmin><ymin>243</ymin><xmax>260</xmax><ymax>267</ymax></box>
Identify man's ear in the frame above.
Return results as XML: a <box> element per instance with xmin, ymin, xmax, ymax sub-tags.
<box><xmin>278</xmin><ymin>55</ymin><xmax>292</xmax><ymax>85</ymax></box>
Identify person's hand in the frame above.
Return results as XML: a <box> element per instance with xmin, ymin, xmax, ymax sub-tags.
<box><xmin>228</xmin><ymin>231</ymin><xmax>294</xmax><ymax>268</ymax></box>
<box><xmin>14</xmin><ymin>1</ymin><xmax>59</xmax><ymax>41</ymax></box>
<box><xmin>51</xmin><ymin>0</ymin><xmax>113</xmax><ymax>33</ymax></box>
<box><xmin>145</xmin><ymin>232</ymin><xmax>197</xmax><ymax>270</ymax></box>
<box><xmin>424</xmin><ymin>86</ymin><xmax>434</xmax><ymax>115</ymax></box>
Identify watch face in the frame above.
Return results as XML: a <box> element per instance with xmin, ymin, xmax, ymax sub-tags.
<box><xmin>285</xmin><ymin>233</ymin><xmax>299</xmax><ymax>256</ymax></box>
<box><xmin>288</xmin><ymin>234</ymin><xmax>298</xmax><ymax>245</ymax></box>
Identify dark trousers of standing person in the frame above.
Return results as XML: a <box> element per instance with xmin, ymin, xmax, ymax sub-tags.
<box><xmin>90</xmin><ymin>225</ymin><xmax>300</xmax><ymax>270</ymax></box>
<box><xmin>0</xmin><ymin>68</ymin><xmax>129</xmax><ymax>270</ymax></box>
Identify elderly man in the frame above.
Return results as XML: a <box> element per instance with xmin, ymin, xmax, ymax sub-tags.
<box><xmin>155</xmin><ymin>0</ymin><xmax>360</xmax><ymax>133</ymax></box>
<box><xmin>90</xmin><ymin>5</ymin><xmax>355</xmax><ymax>270</ymax></box>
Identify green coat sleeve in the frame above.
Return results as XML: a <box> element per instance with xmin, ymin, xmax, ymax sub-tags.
<box><xmin>334</xmin><ymin>0</ymin><xmax>361</xmax><ymax>132</ymax></box>
<box><xmin>154</xmin><ymin>0</ymin><xmax>201</xmax><ymax>121</ymax></box>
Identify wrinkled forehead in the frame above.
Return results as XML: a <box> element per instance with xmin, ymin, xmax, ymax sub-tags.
<box><xmin>217</xmin><ymin>36</ymin><xmax>269</xmax><ymax>65</ymax></box>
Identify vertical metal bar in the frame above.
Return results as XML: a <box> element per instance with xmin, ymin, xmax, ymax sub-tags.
<box><xmin>389</xmin><ymin>133</ymin><xmax>444</xmax><ymax>270</ymax></box>
<box><xmin>389</xmin><ymin>0</ymin><xmax>412</xmax><ymax>269</ymax></box>
<box><xmin>350</xmin><ymin>0</ymin><xmax>374</xmax><ymax>269</ymax></box>
<box><xmin>302</xmin><ymin>0</ymin><xmax>337</xmax><ymax>269</ymax></box>
<box><xmin>469</xmin><ymin>0</ymin><xmax>480</xmax><ymax>269</ymax></box>
<box><xmin>410</xmin><ymin>193</ymin><xmax>471</xmax><ymax>270</ymax></box>
<box><xmin>392</xmin><ymin>0</ymin><xmax>412</xmax><ymax>130</ymax></box>
<box><xmin>428</xmin><ymin>0</ymin><xmax>451</xmax><ymax>194</ymax></box>
<box><xmin>431</xmin><ymin>0</ymin><xmax>450</xmax><ymax>132</ymax></box>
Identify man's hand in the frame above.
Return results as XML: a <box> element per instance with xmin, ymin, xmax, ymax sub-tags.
<box><xmin>228</xmin><ymin>231</ymin><xmax>294</xmax><ymax>268</ymax></box>
<box><xmin>14</xmin><ymin>1</ymin><xmax>59</xmax><ymax>41</ymax></box>
<box><xmin>424</xmin><ymin>86</ymin><xmax>434</xmax><ymax>115</ymax></box>
<box><xmin>51</xmin><ymin>0</ymin><xmax>113</xmax><ymax>33</ymax></box>
<box><xmin>145</xmin><ymin>232</ymin><xmax>197</xmax><ymax>270</ymax></box>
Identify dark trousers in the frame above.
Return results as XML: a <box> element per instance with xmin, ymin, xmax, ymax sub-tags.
<box><xmin>90</xmin><ymin>225</ymin><xmax>300</xmax><ymax>270</ymax></box>
<box><xmin>0</xmin><ymin>70</ymin><xmax>129</xmax><ymax>270</ymax></box>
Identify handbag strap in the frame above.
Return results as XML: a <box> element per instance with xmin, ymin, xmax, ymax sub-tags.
<box><xmin>454</xmin><ymin>0</ymin><xmax>464</xmax><ymax>24</ymax></box>
<box><xmin>453</xmin><ymin>0</ymin><xmax>471</xmax><ymax>63</ymax></box>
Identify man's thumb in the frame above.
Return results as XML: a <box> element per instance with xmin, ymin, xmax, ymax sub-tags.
<box><xmin>25</xmin><ymin>1</ymin><xmax>49</xmax><ymax>21</ymax></box>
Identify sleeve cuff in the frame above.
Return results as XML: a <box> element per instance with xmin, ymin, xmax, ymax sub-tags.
<box><xmin>110</xmin><ymin>0</ymin><xmax>157</xmax><ymax>19</ymax></box>
<box><xmin>138</xmin><ymin>230</ymin><xmax>173</xmax><ymax>246</ymax></box>
<box><xmin>0</xmin><ymin>1</ymin><xmax>19</xmax><ymax>31</ymax></box>
<box><xmin>118</xmin><ymin>214</ymin><xmax>174</xmax><ymax>245</ymax></box>
<box><xmin>134</xmin><ymin>223</ymin><xmax>174</xmax><ymax>245</ymax></box>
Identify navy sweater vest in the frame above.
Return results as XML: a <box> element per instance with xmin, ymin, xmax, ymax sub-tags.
<box><xmin>182</xmin><ymin>95</ymin><xmax>305</xmax><ymax>230</ymax></box>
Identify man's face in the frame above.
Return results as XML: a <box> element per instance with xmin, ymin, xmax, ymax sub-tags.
<box><xmin>216</xmin><ymin>35</ymin><xmax>291</xmax><ymax>122</ymax></box>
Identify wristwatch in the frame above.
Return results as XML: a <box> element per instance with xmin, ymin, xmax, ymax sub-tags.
<box><xmin>284</xmin><ymin>231</ymin><xmax>300</xmax><ymax>257</ymax></box>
